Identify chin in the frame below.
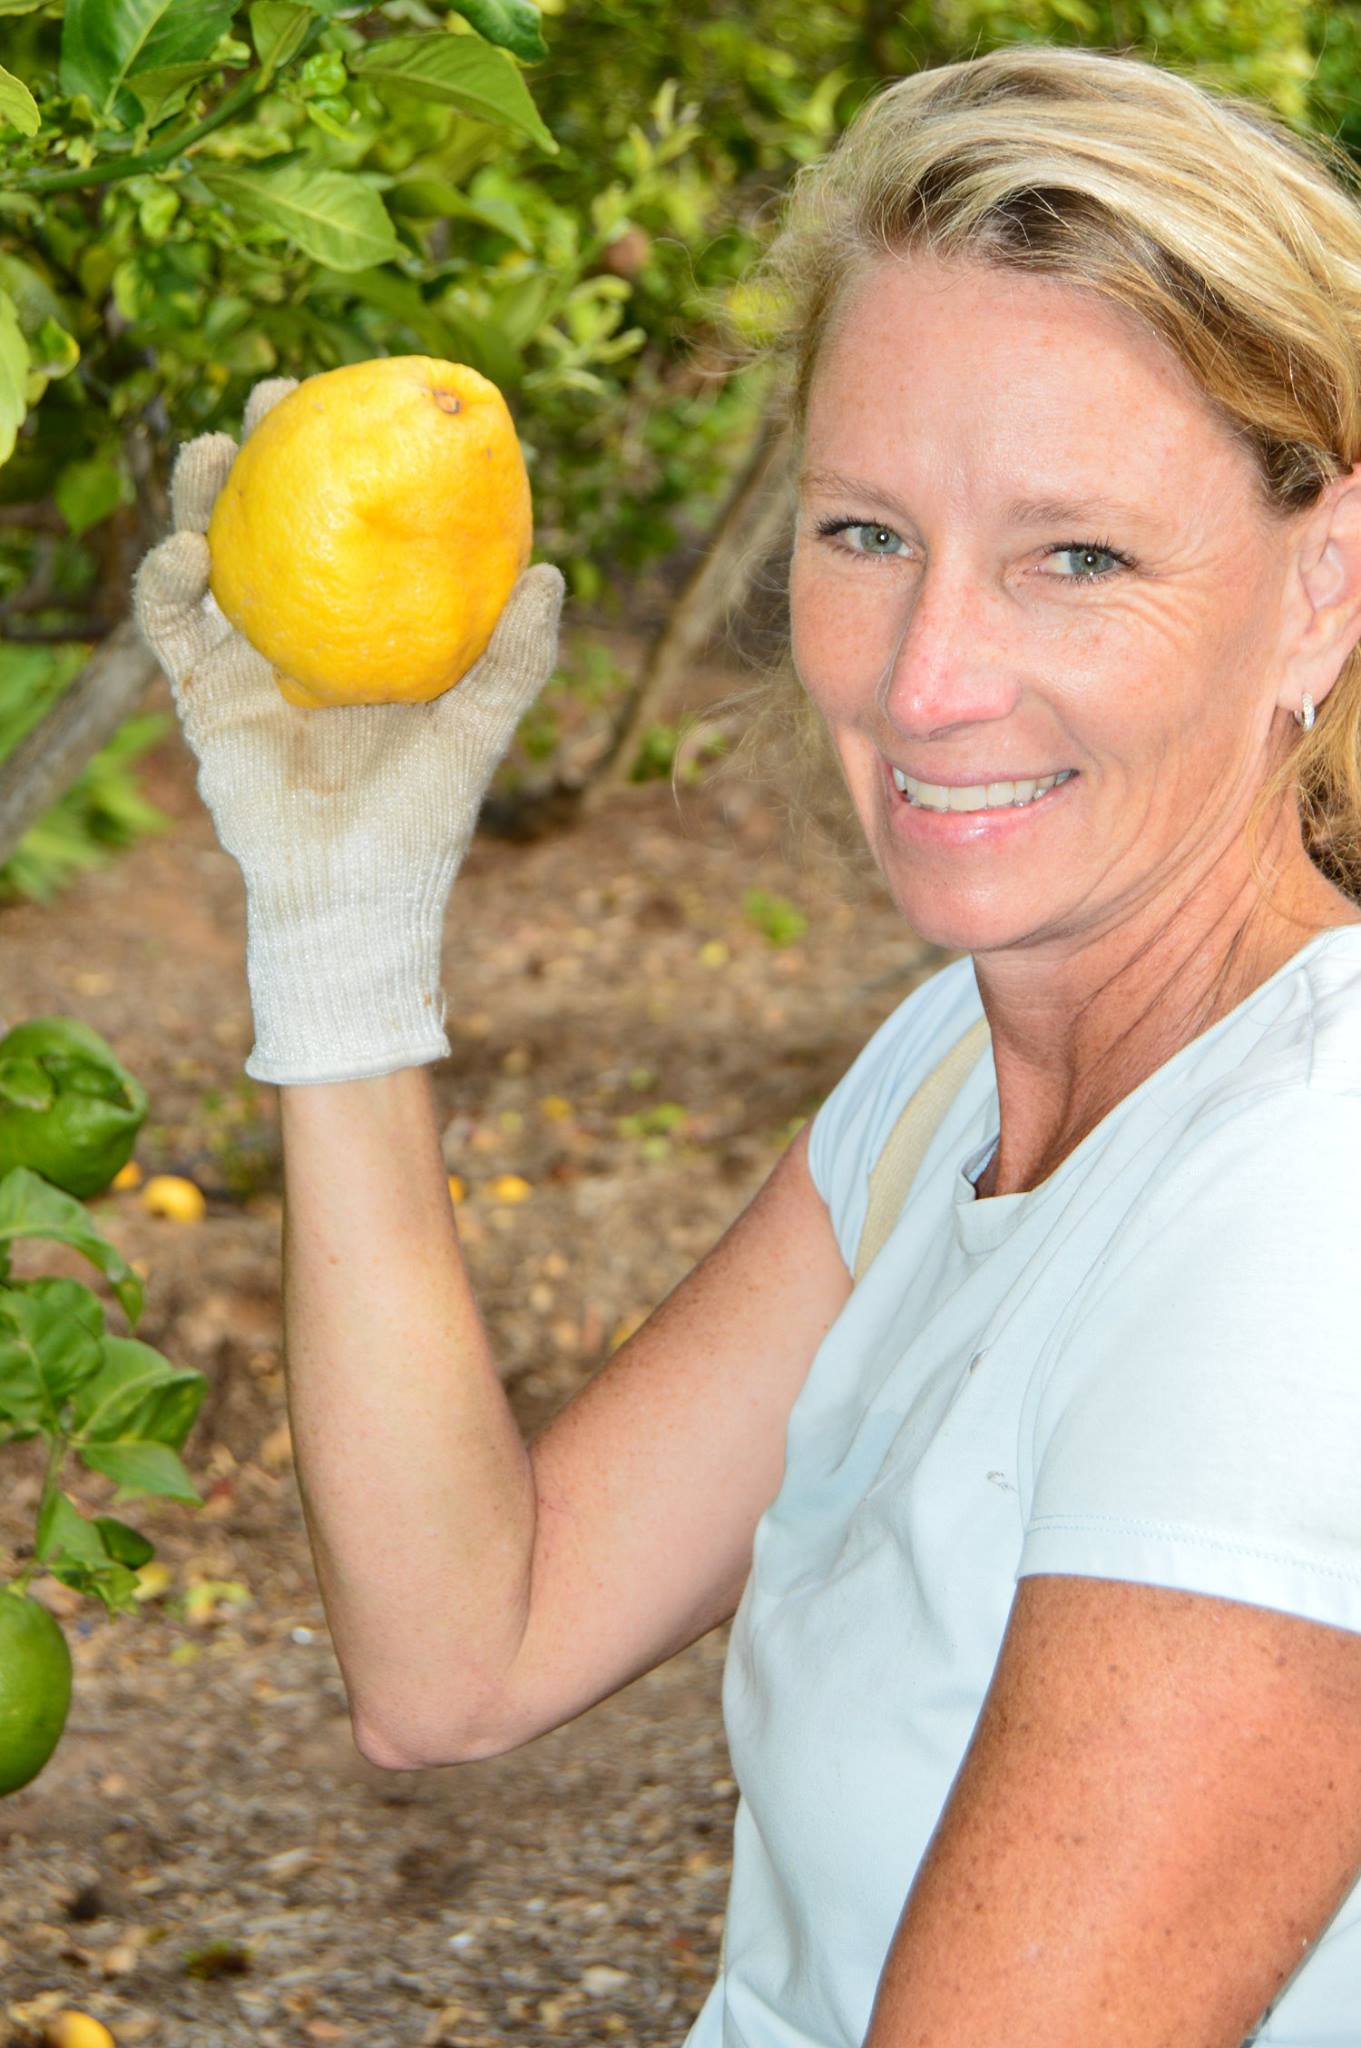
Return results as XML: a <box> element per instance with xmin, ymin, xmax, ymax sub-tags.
<box><xmin>879</xmin><ymin>874</ymin><xmax>1054</xmax><ymax>957</ymax></box>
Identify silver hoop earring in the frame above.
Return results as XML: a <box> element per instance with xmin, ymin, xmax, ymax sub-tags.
<box><xmin>1295</xmin><ymin>694</ymin><xmax>1316</xmax><ymax>732</ymax></box>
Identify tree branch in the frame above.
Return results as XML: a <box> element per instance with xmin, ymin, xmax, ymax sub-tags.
<box><xmin>2</xmin><ymin>622</ymin><xmax>111</xmax><ymax>643</ymax></box>
<box><xmin>12</xmin><ymin>16</ymin><xmax>327</xmax><ymax>197</ymax></box>
<box><xmin>0</xmin><ymin>621</ymin><xmax>160</xmax><ymax>870</ymax></box>
<box><xmin>579</xmin><ymin>408</ymin><xmax>796</xmax><ymax>806</ymax></box>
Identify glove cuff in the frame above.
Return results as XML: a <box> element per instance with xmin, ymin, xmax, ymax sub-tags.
<box><xmin>240</xmin><ymin>890</ymin><xmax>452</xmax><ymax>1087</ymax></box>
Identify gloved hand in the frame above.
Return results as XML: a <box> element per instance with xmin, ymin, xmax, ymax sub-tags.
<box><xmin>132</xmin><ymin>377</ymin><xmax>564</xmax><ymax>1088</ymax></box>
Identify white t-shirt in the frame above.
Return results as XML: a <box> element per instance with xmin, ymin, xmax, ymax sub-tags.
<box><xmin>683</xmin><ymin>925</ymin><xmax>1361</xmax><ymax>2048</ymax></box>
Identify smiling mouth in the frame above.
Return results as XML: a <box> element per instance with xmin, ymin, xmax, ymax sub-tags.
<box><xmin>890</xmin><ymin>766</ymin><xmax>1078</xmax><ymax>813</ymax></box>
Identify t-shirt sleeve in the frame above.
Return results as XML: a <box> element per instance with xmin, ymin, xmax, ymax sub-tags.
<box><xmin>807</xmin><ymin>957</ymin><xmax>983</xmax><ymax>1273</ymax></box>
<box><xmin>1018</xmin><ymin>1085</ymin><xmax>1361</xmax><ymax>1636</ymax></box>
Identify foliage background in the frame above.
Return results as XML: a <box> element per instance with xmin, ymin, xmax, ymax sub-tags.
<box><xmin>1</xmin><ymin>0</ymin><xmax>1357</xmax><ymax>899</ymax></box>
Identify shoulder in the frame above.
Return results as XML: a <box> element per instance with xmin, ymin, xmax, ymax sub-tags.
<box><xmin>1058</xmin><ymin>935</ymin><xmax>1361</xmax><ymax>1336</ymax></box>
<box><xmin>1183</xmin><ymin>923</ymin><xmax>1361</xmax><ymax>1107</ymax></box>
<box><xmin>807</xmin><ymin>954</ymin><xmax>983</xmax><ymax>1265</ymax></box>
<box><xmin>1143</xmin><ymin>926</ymin><xmax>1361</xmax><ymax>1207</ymax></box>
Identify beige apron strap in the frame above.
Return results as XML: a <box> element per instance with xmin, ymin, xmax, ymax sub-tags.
<box><xmin>853</xmin><ymin>1013</ymin><xmax>991</xmax><ymax>1283</ymax></box>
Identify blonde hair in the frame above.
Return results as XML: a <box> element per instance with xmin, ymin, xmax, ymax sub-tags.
<box><xmin>719</xmin><ymin>45</ymin><xmax>1361</xmax><ymax>903</ymax></box>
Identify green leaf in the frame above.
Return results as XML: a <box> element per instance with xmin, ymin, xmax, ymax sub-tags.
<box><xmin>55</xmin><ymin>452</ymin><xmax>131</xmax><ymax>537</ymax></box>
<box><xmin>70</xmin><ymin>1333</ymin><xmax>205</xmax><ymax>1451</ymax></box>
<box><xmin>491</xmin><ymin>269</ymin><xmax>548</xmax><ymax>348</ymax></box>
<box><xmin>9</xmin><ymin>1277</ymin><xmax>106</xmax><ymax>1344</ymax></box>
<box><xmin>37</xmin><ymin>1491</ymin><xmax>109</xmax><ymax>1568</ymax></box>
<box><xmin>430</xmin><ymin>293</ymin><xmax>522</xmax><ymax>389</ymax></box>
<box><xmin>0</xmin><ymin>1168</ymin><xmax>143</xmax><ymax>1327</ymax></box>
<box><xmin>0</xmin><ymin>64</ymin><xmax>39</xmax><ymax>135</ymax></box>
<box><xmin>313</xmin><ymin>263</ymin><xmax>453</xmax><ymax>355</ymax></box>
<box><xmin>29</xmin><ymin>313</ymin><xmax>80</xmax><ymax>385</ymax></box>
<box><xmin>60</xmin><ymin>0</ymin><xmax>236</xmax><ymax>118</ymax></box>
<box><xmin>78</xmin><ymin>1439</ymin><xmax>202</xmax><ymax>1506</ymax></box>
<box><xmin>0</xmin><ymin>0</ymin><xmax>50</xmax><ymax>13</ymax></box>
<box><xmin>200</xmin><ymin>160</ymin><xmax>401</xmax><ymax>272</ymax></box>
<box><xmin>46</xmin><ymin>1555</ymin><xmax>144</xmax><ymax>1614</ymax></box>
<box><xmin>0</xmin><ymin>253</ymin><xmax>75</xmax><ymax>337</ymax></box>
<box><xmin>387</xmin><ymin>177</ymin><xmax>534</xmax><ymax>252</ymax></box>
<box><xmin>352</xmin><ymin>33</ymin><xmax>557</xmax><ymax>153</ymax></box>
<box><xmin>743</xmin><ymin>888</ymin><xmax>809</xmax><ymax>948</ymax></box>
<box><xmin>125</xmin><ymin>58</ymin><xmax>219</xmax><ymax>126</ymax></box>
<box><xmin>93</xmin><ymin>1515</ymin><xmax>154</xmax><ymax>1568</ymax></box>
<box><xmin>0</xmin><ymin>291</ymin><xmax>28</xmax><ymax>470</ymax></box>
<box><xmin>449</xmin><ymin>0</ymin><xmax>548</xmax><ymax>64</ymax></box>
<box><xmin>249</xmin><ymin>0</ymin><xmax>311</xmax><ymax>79</ymax></box>
<box><xmin>0</xmin><ymin>1283</ymin><xmax>104</xmax><ymax>1438</ymax></box>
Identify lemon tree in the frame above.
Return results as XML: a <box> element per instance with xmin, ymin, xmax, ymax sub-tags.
<box><xmin>0</xmin><ymin>0</ymin><xmax>748</xmax><ymax>896</ymax></box>
<box><xmin>0</xmin><ymin>0</ymin><xmax>687</xmax><ymax>620</ymax></box>
<box><xmin>0</xmin><ymin>1017</ymin><xmax>207</xmax><ymax>1795</ymax></box>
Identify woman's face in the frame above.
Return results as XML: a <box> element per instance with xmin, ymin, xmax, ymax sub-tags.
<box><xmin>789</xmin><ymin>251</ymin><xmax>1304</xmax><ymax>957</ymax></box>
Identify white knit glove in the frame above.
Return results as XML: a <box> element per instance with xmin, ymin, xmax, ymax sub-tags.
<box><xmin>132</xmin><ymin>377</ymin><xmax>564</xmax><ymax>1088</ymax></box>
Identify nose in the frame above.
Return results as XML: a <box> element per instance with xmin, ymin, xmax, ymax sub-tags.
<box><xmin>875</xmin><ymin>554</ymin><xmax>1021</xmax><ymax>741</ymax></box>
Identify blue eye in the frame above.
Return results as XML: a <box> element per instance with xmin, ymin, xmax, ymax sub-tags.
<box><xmin>814</xmin><ymin>517</ymin><xmax>907</xmax><ymax>557</ymax></box>
<box><xmin>1048</xmin><ymin>542</ymin><xmax>1127</xmax><ymax>581</ymax></box>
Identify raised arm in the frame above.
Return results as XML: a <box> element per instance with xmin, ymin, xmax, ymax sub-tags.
<box><xmin>280</xmin><ymin>1068</ymin><xmax>849</xmax><ymax>1769</ymax></box>
<box><xmin>132</xmin><ymin>382</ymin><xmax>852</xmax><ymax>1778</ymax></box>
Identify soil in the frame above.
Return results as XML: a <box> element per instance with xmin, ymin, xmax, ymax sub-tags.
<box><xmin>0</xmin><ymin>658</ymin><xmax>943</xmax><ymax>2048</ymax></box>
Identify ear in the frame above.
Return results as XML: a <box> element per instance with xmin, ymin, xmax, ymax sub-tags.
<box><xmin>1277</xmin><ymin>462</ymin><xmax>1361</xmax><ymax>718</ymax></box>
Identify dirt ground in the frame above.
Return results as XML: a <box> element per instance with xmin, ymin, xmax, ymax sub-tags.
<box><xmin>0</xmin><ymin>660</ymin><xmax>943</xmax><ymax>2048</ymax></box>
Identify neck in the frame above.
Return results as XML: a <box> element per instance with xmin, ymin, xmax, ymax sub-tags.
<box><xmin>970</xmin><ymin>805</ymin><xmax>1361</xmax><ymax>1199</ymax></box>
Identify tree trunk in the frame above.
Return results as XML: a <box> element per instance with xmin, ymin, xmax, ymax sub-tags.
<box><xmin>579</xmin><ymin>408</ymin><xmax>796</xmax><ymax>808</ymax></box>
<box><xmin>0</xmin><ymin>619</ymin><xmax>160</xmax><ymax>873</ymax></box>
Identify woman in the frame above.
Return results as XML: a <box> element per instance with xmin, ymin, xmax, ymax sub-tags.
<box><xmin>134</xmin><ymin>43</ymin><xmax>1361</xmax><ymax>2048</ymax></box>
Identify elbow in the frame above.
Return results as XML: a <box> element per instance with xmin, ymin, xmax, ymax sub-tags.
<box><xmin>353</xmin><ymin>1716</ymin><xmax>436</xmax><ymax>1772</ymax></box>
<box><xmin>352</xmin><ymin>1695</ymin><xmax>527</xmax><ymax>1771</ymax></box>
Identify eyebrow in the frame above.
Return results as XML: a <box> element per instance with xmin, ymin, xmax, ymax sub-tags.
<box><xmin>799</xmin><ymin>468</ymin><xmax>1149</xmax><ymax>531</ymax></box>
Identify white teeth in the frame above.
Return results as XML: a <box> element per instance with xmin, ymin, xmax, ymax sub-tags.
<box><xmin>890</xmin><ymin>767</ymin><xmax>1075</xmax><ymax>813</ymax></box>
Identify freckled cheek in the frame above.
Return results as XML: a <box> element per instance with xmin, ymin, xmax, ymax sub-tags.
<box><xmin>1048</xmin><ymin>604</ymin><xmax>1200</xmax><ymax>754</ymax></box>
<box><xmin>789</xmin><ymin>551</ymin><xmax>898</xmax><ymax>719</ymax></box>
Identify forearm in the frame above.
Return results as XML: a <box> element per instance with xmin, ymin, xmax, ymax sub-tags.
<box><xmin>278</xmin><ymin>1064</ymin><xmax>537</xmax><ymax>1767</ymax></box>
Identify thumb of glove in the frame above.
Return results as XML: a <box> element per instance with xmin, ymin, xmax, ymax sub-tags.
<box><xmin>435</xmin><ymin>562</ymin><xmax>565</xmax><ymax>780</ymax></box>
<box><xmin>133</xmin><ymin>530</ymin><xmax>218</xmax><ymax>686</ymax></box>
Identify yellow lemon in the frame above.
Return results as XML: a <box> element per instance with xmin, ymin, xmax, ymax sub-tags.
<box><xmin>207</xmin><ymin>356</ymin><xmax>532</xmax><ymax>708</ymax></box>
<box><xmin>44</xmin><ymin>2015</ymin><xmax>116</xmax><ymax>2048</ymax></box>
<box><xmin>140</xmin><ymin>1174</ymin><xmax>205</xmax><ymax>1222</ymax></box>
<box><xmin>133</xmin><ymin>1560</ymin><xmax>173</xmax><ymax>1602</ymax></box>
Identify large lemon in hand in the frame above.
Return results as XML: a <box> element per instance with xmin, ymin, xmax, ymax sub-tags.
<box><xmin>207</xmin><ymin>357</ymin><xmax>532</xmax><ymax>708</ymax></box>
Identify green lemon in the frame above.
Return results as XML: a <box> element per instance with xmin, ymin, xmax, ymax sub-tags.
<box><xmin>0</xmin><ymin>1017</ymin><xmax>148</xmax><ymax>1199</ymax></box>
<box><xmin>0</xmin><ymin>1585</ymin><xmax>73</xmax><ymax>1796</ymax></box>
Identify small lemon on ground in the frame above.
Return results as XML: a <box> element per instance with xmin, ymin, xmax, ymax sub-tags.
<box><xmin>208</xmin><ymin>356</ymin><xmax>532</xmax><ymax>708</ymax></box>
<box><xmin>0</xmin><ymin>1585</ymin><xmax>73</xmax><ymax>1797</ymax></box>
<box><xmin>44</xmin><ymin>2014</ymin><xmax>115</xmax><ymax>2048</ymax></box>
<box><xmin>140</xmin><ymin>1174</ymin><xmax>205</xmax><ymax>1222</ymax></box>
